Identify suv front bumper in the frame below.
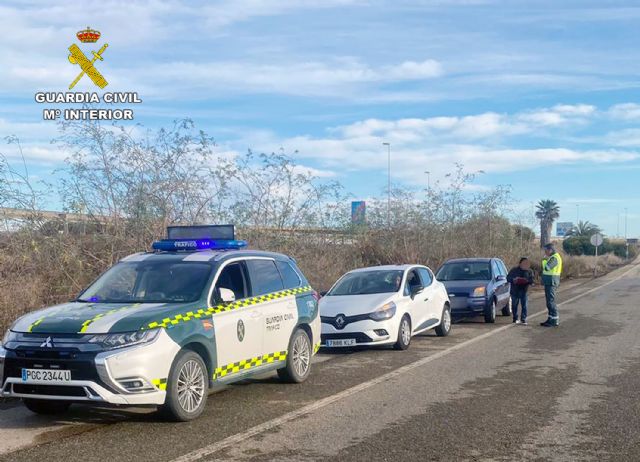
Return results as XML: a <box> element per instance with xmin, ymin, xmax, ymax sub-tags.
<box><xmin>0</xmin><ymin>329</ymin><xmax>179</xmax><ymax>406</ymax></box>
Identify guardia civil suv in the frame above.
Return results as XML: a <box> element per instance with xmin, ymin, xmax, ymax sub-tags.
<box><xmin>0</xmin><ymin>225</ymin><xmax>320</xmax><ymax>421</ymax></box>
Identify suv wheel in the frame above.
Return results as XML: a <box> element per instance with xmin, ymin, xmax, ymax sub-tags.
<box><xmin>278</xmin><ymin>328</ymin><xmax>312</xmax><ymax>383</ymax></box>
<box><xmin>435</xmin><ymin>305</ymin><xmax>452</xmax><ymax>337</ymax></box>
<box><xmin>501</xmin><ymin>297</ymin><xmax>512</xmax><ymax>316</ymax></box>
<box><xmin>160</xmin><ymin>350</ymin><xmax>208</xmax><ymax>421</ymax></box>
<box><xmin>394</xmin><ymin>315</ymin><xmax>412</xmax><ymax>350</ymax></box>
<box><xmin>23</xmin><ymin>399</ymin><xmax>71</xmax><ymax>415</ymax></box>
<box><xmin>484</xmin><ymin>299</ymin><xmax>497</xmax><ymax>324</ymax></box>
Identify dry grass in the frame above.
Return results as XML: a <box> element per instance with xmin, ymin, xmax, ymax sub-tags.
<box><xmin>0</xmin><ymin>227</ymin><xmax>633</xmax><ymax>334</ymax></box>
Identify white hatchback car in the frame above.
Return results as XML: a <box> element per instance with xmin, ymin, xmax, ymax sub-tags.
<box><xmin>320</xmin><ymin>265</ymin><xmax>451</xmax><ymax>350</ymax></box>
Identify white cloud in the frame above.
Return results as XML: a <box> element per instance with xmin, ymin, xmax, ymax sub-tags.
<box><xmin>226</xmin><ymin>104</ymin><xmax>639</xmax><ymax>187</ymax></box>
<box><xmin>604</xmin><ymin>128</ymin><xmax>640</xmax><ymax>147</ymax></box>
<box><xmin>608</xmin><ymin>103</ymin><xmax>640</xmax><ymax>121</ymax></box>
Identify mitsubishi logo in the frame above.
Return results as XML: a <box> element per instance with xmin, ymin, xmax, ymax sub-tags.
<box><xmin>40</xmin><ymin>336</ymin><xmax>53</xmax><ymax>348</ymax></box>
<box><xmin>335</xmin><ymin>314</ymin><xmax>346</xmax><ymax>329</ymax></box>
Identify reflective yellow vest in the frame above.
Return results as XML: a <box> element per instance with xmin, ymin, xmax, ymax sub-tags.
<box><xmin>542</xmin><ymin>252</ymin><xmax>563</xmax><ymax>276</ymax></box>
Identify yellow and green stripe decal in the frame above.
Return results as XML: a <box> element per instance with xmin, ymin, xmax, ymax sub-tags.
<box><xmin>214</xmin><ymin>350</ymin><xmax>287</xmax><ymax>379</ymax></box>
<box><xmin>146</xmin><ymin>285</ymin><xmax>312</xmax><ymax>330</ymax></box>
<box><xmin>152</xmin><ymin>378</ymin><xmax>167</xmax><ymax>390</ymax></box>
<box><xmin>313</xmin><ymin>341</ymin><xmax>321</xmax><ymax>354</ymax></box>
<box><xmin>27</xmin><ymin>318</ymin><xmax>45</xmax><ymax>333</ymax></box>
<box><xmin>79</xmin><ymin>304</ymin><xmax>141</xmax><ymax>333</ymax></box>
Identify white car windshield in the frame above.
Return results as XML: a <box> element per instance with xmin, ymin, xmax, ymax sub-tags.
<box><xmin>328</xmin><ymin>270</ymin><xmax>403</xmax><ymax>295</ymax></box>
<box><xmin>78</xmin><ymin>261</ymin><xmax>213</xmax><ymax>303</ymax></box>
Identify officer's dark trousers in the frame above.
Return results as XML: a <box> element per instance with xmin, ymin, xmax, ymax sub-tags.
<box><xmin>544</xmin><ymin>284</ymin><xmax>559</xmax><ymax>325</ymax></box>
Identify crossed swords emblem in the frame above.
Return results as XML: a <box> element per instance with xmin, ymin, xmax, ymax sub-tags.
<box><xmin>68</xmin><ymin>43</ymin><xmax>109</xmax><ymax>90</ymax></box>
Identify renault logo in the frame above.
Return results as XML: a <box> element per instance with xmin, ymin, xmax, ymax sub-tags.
<box><xmin>335</xmin><ymin>314</ymin><xmax>346</xmax><ymax>329</ymax></box>
<box><xmin>40</xmin><ymin>336</ymin><xmax>53</xmax><ymax>348</ymax></box>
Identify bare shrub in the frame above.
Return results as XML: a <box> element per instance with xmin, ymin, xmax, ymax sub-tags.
<box><xmin>0</xmin><ymin>120</ymin><xmax>632</xmax><ymax>333</ymax></box>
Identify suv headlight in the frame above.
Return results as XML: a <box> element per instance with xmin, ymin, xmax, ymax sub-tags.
<box><xmin>2</xmin><ymin>330</ymin><xmax>16</xmax><ymax>347</ymax></box>
<box><xmin>471</xmin><ymin>287</ymin><xmax>486</xmax><ymax>297</ymax></box>
<box><xmin>89</xmin><ymin>329</ymin><xmax>160</xmax><ymax>350</ymax></box>
<box><xmin>370</xmin><ymin>302</ymin><xmax>397</xmax><ymax>321</ymax></box>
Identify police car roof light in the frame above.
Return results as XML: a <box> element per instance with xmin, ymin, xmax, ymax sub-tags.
<box><xmin>151</xmin><ymin>239</ymin><xmax>248</xmax><ymax>252</ymax></box>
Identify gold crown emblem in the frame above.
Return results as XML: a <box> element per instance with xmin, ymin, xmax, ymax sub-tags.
<box><xmin>76</xmin><ymin>26</ymin><xmax>101</xmax><ymax>43</ymax></box>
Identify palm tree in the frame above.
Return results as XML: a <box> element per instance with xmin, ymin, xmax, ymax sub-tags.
<box><xmin>535</xmin><ymin>199</ymin><xmax>560</xmax><ymax>247</ymax></box>
<box><xmin>565</xmin><ymin>220</ymin><xmax>601</xmax><ymax>238</ymax></box>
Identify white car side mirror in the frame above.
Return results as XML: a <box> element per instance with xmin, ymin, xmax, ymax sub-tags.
<box><xmin>219</xmin><ymin>287</ymin><xmax>236</xmax><ymax>303</ymax></box>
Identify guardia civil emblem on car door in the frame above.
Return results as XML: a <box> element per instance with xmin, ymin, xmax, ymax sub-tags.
<box><xmin>237</xmin><ymin>319</ymin><xmax>245</xmax><ymax>342</ymax></box>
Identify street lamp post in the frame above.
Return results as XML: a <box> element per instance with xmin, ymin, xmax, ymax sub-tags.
<box><xmin>382</xmin><ymin>142</ymin><xmax>391</xmax><ymax>225</ymax></box>
<box><xmin>425</xmin><ymin>170</ymin><xmax>431</xmax><ymax>190</ymax></box>
<box><xmin>624</xmin><ymin>207</ymin><xmax>629</xmax><ymax>259</ymax></box>
<box><xmin>576</xmin><ymin>204</ymin><xmax>580</xmax><ymax>223</ymax></box>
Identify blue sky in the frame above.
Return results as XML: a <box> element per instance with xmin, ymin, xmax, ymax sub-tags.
<box><xmin>1</xmin><ymin>0</ymin><xmax>639</xmax><ymax>237</ymax></box>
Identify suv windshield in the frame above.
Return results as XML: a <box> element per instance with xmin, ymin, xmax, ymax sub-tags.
<box><xmin>78</xmin><ymin>261</ymin><xmax>213</xmax><ymax>303</ymax></box>
<box><xmin>436</xmin><ymin>262</ymin><xmax>491</xmax><ymax>281</ymax></box>
<box><xmin>328</xmin><ymin>270</ymin><xmax>403</xmax><ymax>296</ymax></box>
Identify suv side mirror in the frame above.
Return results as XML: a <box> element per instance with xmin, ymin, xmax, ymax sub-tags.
<box><xmin>410</xmin><ymin>284</ymin><xmax>424</xmax><ymax>297</ymax></box>
<box><xmin>219</xmin><ymin>287</ymin><xmax>236</xmax><ymax>303</ymax></box>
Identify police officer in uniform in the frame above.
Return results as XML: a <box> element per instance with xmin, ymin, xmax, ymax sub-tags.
<box><xmin>540</xmin><ymin>243</ymin><xmax>563</xmax><ymax>327</ymax></box>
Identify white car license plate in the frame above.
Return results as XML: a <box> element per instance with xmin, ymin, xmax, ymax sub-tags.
<box><xmin>21</xmin><ymin>368</ymin><xmax>72</xmax><ymax>384</ymax></box>
<box><xmin>326</xmin><ymin>339</ymin><xmax>356</xmax><ymax>347</ymax></box>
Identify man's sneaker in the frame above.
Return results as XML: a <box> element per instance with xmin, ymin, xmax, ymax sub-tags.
<box><xmin>521</xmin><ymin>320</ymin><xmax>528</xmax><ymax>325</ymax></box>
<box><xmin>515</xmin><ymin>320</ymin><xmax>522</xmax><ymax>324</ymax></box>
<box><xmin>540</xmin><ymin>320</ymin><xmax>552</xmax><ymax>327</ymax></box>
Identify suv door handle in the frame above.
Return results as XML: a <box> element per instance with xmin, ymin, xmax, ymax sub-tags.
<box><xmin>250</xmin><ymin>311</ymin><xmax>261</xmax><ymax>319</ymax></box>
<box><xmin>423</xmin><ymin>297</ymin><xmax>429</xmax><ymax>301</ymax></box>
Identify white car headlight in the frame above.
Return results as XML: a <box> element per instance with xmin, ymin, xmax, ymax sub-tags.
<box><xmin>369</xmin><ymin>302</ymin><xmax>397</xmax><ymax>321</ymax></box>
<box><xmin>88</xmin><ymin>328</ymin><xmax>160</xmax><ymax>350</ymax></box>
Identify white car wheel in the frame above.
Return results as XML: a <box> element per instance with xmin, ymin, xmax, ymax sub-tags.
<box><xmin>394</xmin><ymin>315</ymin><xmax>412</xmax><ymax>350</ymax></box>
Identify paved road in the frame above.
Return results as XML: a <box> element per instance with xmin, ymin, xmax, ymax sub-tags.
<box><xmin>1</xmin><ymin>261</ymin><xmax>639</xmax><ymax>461</ymax></box>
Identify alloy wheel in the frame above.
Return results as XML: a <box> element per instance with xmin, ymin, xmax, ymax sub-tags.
<box><xmin>292</xmin><ymin>334</ymin><xmax>310</xmax><ymax>377</ymax></box>
<box><xmin>176</xmin><ymin>359</ymin><xmax>205</xmax><ymax>414</ymax></box>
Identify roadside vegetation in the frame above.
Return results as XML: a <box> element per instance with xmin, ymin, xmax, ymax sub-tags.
<box><xmin>0</xmin><ymin>120</ymin><xmax>634</xmax><ymax>332</ymax></box>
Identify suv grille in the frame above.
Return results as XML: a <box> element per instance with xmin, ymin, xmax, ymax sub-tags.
<box><xmin>12</xmin><ymin>384</ymin><xmax>89</xmax><ymax>397</ymax></box>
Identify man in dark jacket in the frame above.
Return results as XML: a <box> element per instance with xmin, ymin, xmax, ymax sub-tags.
<box><xmin>507</xmin><ymin>257</ymin><xmax>534</xmax><ymax>325</ymax></box>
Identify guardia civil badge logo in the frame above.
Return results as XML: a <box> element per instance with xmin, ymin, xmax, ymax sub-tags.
<box><xmin>34</xmin><ymin>26</ymin><xmax>142</xmax><ymax>122</ymax></box>
<box><xmin>68</xmin><ymin>27</ymin><xmax>108</xmax><ymax>89</ymax></box>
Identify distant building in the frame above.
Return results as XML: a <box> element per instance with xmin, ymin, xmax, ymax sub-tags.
<box><xmin>556</xmin><ymin>222</ymin><xmax>574</xmax><ymax>237</ymax></box>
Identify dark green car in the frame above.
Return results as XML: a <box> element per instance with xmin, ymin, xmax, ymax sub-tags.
<box><xmin>0</xmin><ymin>227</ymin><xmax>320</xmax><ymax>421</ymax></box>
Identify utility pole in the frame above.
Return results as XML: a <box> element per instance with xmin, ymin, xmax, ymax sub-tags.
<box><xmin>576</xmin><ymin>203</ymin><xmax>580</xmax><ymax>223</ymax></box>
<box><xmin>425</xmin><ymin>170</ymin><xmax>431</xmax><ymax>190</ymax></box>
<box><xmin>382</xmin><ymin>142</ymin><xmax>391</xmax><ymax>225</ymax></box>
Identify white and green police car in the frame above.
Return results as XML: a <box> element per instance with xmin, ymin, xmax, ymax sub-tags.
<box><xmin>0</xmin><ymin>225</ymin><xmax>320</xmax><ymax>421</ymax></box>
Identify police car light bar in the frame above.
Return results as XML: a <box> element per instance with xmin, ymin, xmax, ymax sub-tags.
<box><xmin>152</xmin><ymin>239</ymin><xmax>248</xmax><ymax>251</ymax></box>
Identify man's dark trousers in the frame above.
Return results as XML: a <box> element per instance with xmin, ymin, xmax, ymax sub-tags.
<box><xmin>512</xmin><ymin>291</ymin><xmax>528</xmax><ymax>322</ymax></box>
<box><xmin>544</xmin><ymin>284</ymin><xmax>559</xmax><ymax>325</ymax></box>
